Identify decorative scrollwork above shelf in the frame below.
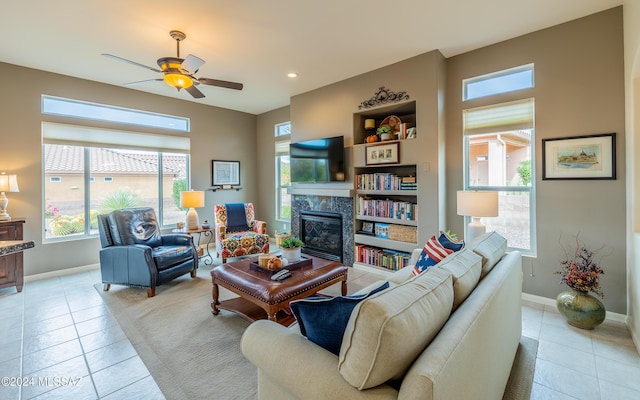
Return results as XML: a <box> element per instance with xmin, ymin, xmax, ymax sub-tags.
<box><xmin>358</xmin><ymin>86</ymin><xmax>410</xmax><ymax>109</ymax></box>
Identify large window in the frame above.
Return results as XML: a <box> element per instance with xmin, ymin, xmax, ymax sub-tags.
<box><xmin>43</xmin><ymin>144</ymin><xmax>189</xmax><ymax>240</ymax></box>
<box><xmin>275</xmin><ymin>122</ymin><xmax>291</xmax><ymax>221</ymax></box>
<box><xmin>463</xmin><ymin>99</ymin><xmax>535</xmax><ymax>255</ymax></box>
<box><xmin>42</xmin><ymin>97</ymin><xmax>191</xmax><ymax>242</ymax></box>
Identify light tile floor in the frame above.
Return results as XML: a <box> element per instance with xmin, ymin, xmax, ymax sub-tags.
<box><xmin>0</xmin><ymin>265</ymin><xmax>639</xmax><ymax>399</ymax></box>
<box><xmin>523</xmin><ymin>300</ymin><xmax>640</xmax><ymax>400</ymax></box>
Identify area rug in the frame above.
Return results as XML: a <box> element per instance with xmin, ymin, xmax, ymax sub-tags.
<box><xmin>96</xmin><ymin>266</ymin><xmax>538</xmax><ymax>400</ymax></box>
<box><xmin>95</xmin><ymin>266</ymin><xmax>255</xmax><ymax>400</ymax></box>
<box><xmin>503</xmin><ymin>335</ymin><xmax>539</xmax><ymax>400</ymax></box>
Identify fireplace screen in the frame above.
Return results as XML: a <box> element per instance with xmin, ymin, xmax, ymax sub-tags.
<box><xmin>300</xmin><ymin>211</ymin><xmax>343</xmax><ymax>262</ymax></box>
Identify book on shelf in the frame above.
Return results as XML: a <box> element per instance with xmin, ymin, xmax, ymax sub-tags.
<box><xmin>357</xmin><ymin>173</ymin><xmax>417</xmax><ymax>191</ymax></box>
<box><xmin>400</xmin><ymin>183</ymin><xmax>417</xmax><ymax>190</ymax></box>
<box><xmin>400</xmin><ymin>176</ymin><xmax>417</xmax><ymax>190</ymax></box>
<box><xmin>397</xmin><ymin>123</ymin><xmax>416</xmax><ymax>140</ymax></box>
<box><xmin>356</xmin><ymin>245</ymin><xmax>411</xmax><ymax>271</ymax></box>
<box><xmin>356</xmin><ymin>197</ymin><xmax>417</xmax><ymax>221</ymax></box>
<box><xmin>401</xmin><ymin>176</ymin><xmax>416</xmax><ymax>183</ymax></box>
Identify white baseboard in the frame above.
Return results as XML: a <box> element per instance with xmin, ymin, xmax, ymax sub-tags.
<box><xmin>24</xmin><ymin>264</ymin><xmax>100</xmax><ymax>283</ymax></box>
<box><xmin>522</xmin><ymin>292</ymin><xmax>627</xmax><ymax>324</ymax></box>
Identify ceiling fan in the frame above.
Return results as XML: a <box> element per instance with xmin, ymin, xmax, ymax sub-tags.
<box><xmin>102</xmin><ymin>30</ymin><xmax>243</xmax><ymax>98</ymax></box>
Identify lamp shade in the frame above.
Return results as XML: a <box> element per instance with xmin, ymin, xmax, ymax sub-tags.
<box><xmin>180</xmin><ymin>191</ymin><xmax>205</xmax><ymax>209</ymax></box>
<box><xmin>0</xmin><ymin>174</ymin><xmax>19</xmax><ymax>192</ymax></box>
<box><xmin>457</xmin><ymin>191</ymin><xmax>498</xmax><ymax>217</ymax></box>
<box><xmin>364</xmin><ymin>119</ymin><xmax>376</xmax><ymax>129</ymax></box>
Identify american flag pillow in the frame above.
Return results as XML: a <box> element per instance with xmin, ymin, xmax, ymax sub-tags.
<box><xmin>412</xmin><ymin>235</ymin><xmax>454</xmax><ymax>276</ymax></box>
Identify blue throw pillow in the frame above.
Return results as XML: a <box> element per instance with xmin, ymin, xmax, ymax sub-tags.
<box><xmin>290</xmin><ymin>281</ymin><xmax>390</xmax><ymax>355</ymax></box>
<box><xmin>438</xmin><ymin>231</ymin><xmax>465</xmax><ymax>252</ymax></box>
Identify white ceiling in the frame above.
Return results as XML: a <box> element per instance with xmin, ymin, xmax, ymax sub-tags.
<box><xmin>0</xmin><ymin>0</ymin><xmax>622</xmax><ymax>115</ymax></box>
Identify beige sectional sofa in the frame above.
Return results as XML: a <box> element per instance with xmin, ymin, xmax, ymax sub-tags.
<box><xmin>241</xmin><ymin>232</ymin><xmax>523</xmax><ymax>400</ymax></box>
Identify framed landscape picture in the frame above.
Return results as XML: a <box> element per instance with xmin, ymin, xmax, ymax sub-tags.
<box><xmin>542</xmin><ymin>133</ymin><xmax>616</xmax><ymax>180</ymax></box>
<box><xmin>212</xmin><ymin>160</ymin><xmax>240</xmax><ymax>186</ymax></box>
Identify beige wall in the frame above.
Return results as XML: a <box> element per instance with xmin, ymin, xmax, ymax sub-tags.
<box><xmin>0</xmin><ymin>61</ymin><xmax>256</xmax><ymax>275</ymax></box>
<box><xmin>446</xmin><ymin>7</ymin><xmax>626</xmax><ymax>313</ymax></box>
<box><xmin>624</xmin><ymin>0</ymin><xmax>640</xmax><ymax>347</ymax></box>
<box><xmin>256</xmin><ymin>106</ymin><xmax>290</xmax><ymax>236</ymax></box>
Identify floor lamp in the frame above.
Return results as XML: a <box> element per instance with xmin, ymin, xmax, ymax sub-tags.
<box><xmin>0</xmin><ymin>173</ymin><xmax>19</xmax><ymax>221</ymax></box>
<box><xmin>457</xmin><ymin>190</ymin><xmax>499</xmax><ymax>243</ymax></box>
<box><xmin>180</xmin><ymin>191</ymin><xmax>205</xmax><ymax>230</ymax></box>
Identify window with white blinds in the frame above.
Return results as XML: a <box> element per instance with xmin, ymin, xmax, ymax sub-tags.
<box><xmin>463</xmin><ymin>99</ymin><xmax>536</xmax><ymax>255</ymax></box>
<box><xmin>463</xmin><ymin>99</ymin><xmax>534</xmax><ymax>135</ymax></box>
<box><xmin>276</xmin><ymin>138</ymin><xmax>291</xmax><ymax>221</ymax></box>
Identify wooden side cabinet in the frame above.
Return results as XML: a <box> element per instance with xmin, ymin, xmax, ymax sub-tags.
<box><xmin>0</xmin><ymin>218</ymin><xmax>26</xmax><ymax>292</ymax></box>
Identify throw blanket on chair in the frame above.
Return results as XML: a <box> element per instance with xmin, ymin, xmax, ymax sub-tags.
<box><xmin>226</xmin><ymin>203</ymin><xmax>251</xmax><ymax>232</ymax></box>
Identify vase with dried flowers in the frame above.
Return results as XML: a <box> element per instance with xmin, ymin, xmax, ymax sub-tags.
<box><xmin>554</xmin><ymin>234</ymin><xmax>607</xmax><ymax>330</ymax></box>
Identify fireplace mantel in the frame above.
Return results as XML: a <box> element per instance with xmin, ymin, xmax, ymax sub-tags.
<box><xmin>288</xmin><ymin>188</ymin><xmax>353</xmax><ymax>198</ymax></box>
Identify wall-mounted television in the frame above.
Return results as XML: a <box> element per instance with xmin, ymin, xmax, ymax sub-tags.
<box><xmin>290</xmin><ymin>136</ymin><xmax>345</xmax><ymax>183</ymax></box>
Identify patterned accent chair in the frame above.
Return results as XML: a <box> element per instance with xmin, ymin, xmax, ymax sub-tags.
<box><xmin>214</xmin><ymin>203</ymin><xmax>269</xmax><ymax>262</ymax></box>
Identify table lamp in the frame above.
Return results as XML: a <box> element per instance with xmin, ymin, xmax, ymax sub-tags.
<box><xmin>0</xmin><ymin>173</ymin><xmax>19</xmax><ymax>221</ymax></box>
<box><xmin>457</xmin><ymin>190</ymin><xmax>498</xmax><ymax>242</ymax></box>
<box><xmin>180</xmin><ymin>190</ymin><xmax>205</xmax><ymax>230</ymax></box>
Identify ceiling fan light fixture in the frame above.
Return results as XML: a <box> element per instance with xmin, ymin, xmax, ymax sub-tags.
<box><xmin>164</xmin><ymin>73</ymin><xmax>193</xmax><ymax>89</ymax></box>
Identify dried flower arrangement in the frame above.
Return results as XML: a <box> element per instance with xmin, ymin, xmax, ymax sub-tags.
<box><xmin>554</xmin><ymin>234</ymin><xmax>608</xmax><ymax>298</ymax></box>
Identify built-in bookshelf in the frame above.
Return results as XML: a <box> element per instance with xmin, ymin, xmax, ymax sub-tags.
<box><xmin>353</xmin><ymin>165</ymin><xmax>418</xmax><ymax>273</ymax></box>
<box><xmin>352</xmin><ymin>100</ymin><xmax>427</xmax><ymax>274</ymax></box>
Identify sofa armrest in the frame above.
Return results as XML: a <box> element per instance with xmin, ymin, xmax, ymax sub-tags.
<box><xmin>99</xmin><ymin>245</ymin><xmax>157</xmax><ymax>288</ymax></box>
<box><xmin>161</xmin><ymin>233</ymin><xmax>193</xmax><ymax>247</ymax></box>
<box><xmin>253</xmin><ymin>220</ymin><xmax>267</xmax><ymax>234</ymax></box>
<box><xmin>241</xmin><ymin>320</ymin><xmax>397</xmax><ymax>400</ymax></box>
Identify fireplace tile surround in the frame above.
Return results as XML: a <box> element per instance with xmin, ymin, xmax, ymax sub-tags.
<box><xmin>291</xmin><ymin>194</ymin><xmax>354</xmax><ymax>267</ymax></box>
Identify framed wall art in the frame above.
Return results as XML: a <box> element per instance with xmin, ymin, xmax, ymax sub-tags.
<box><xmin>542</xmin><ymin>133</ymin><xmax>616</xmax><ymax>180</ymax></box>
<box><xmin>365</xmin><ymin>142</ymin><xmax>400</xmax><ymax>166</ymax></box>
<box><xmin>212</xmin><ymin>160</ymin><xmax>241</xmax><ymax>186</ymax></box>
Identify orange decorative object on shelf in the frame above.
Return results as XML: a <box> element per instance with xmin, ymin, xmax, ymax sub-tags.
<box><xmin>366</xmin><ymin>135</ymin><xmax>379</xmax><ymax>143</ymax></box>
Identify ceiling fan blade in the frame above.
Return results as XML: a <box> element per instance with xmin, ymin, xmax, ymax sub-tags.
<box><xmin>185</xmin><ymin>85</ymin><xmax>205</xmax><ymax>98</ymax></box>
<box><xmin>102</xmin><ymin>53</ymin><xmax>162</xmax><ymax>73</ymax></box>
<box><xmin>197</xmin><ymin>77</ymin><xmax>244</xmax><ymax>91</ymax></box>
<box><xmin>124</xmin><ymin>79</ymin><xmax>163</xmax><ymax>86</ymax></box>
<box><xmin>181</xmin><ymin>54</ymin><xmax>205</xmax><ymax>73</ymax></box>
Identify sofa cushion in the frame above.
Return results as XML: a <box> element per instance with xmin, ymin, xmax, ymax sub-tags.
<box><xmin>289</xmin><ymin>281</ymin><xmax>390</xmax><ymax>355</ymax></box>
<box><xmin>468</xmin><ymin>231</ymin><xmax>507</xmax><ymax>278</ymax></box>
<box><xmin>413</xmin><ymin>235</ymin><xmax>453</xmax><ymax>276</ymax></box>
<box><xmin>436</xmin><ymin>248</ymin><xmax>482</xmax><ymax>308</ymax></box>
<box><xmin>438</xmin><ymin>231</ymin><xmax>465</xmax><ymax>251</ymax></box>
<box><xmin>152</xmin><ymin>245</ymin><xmax>195</xmax><ymax>271</ymax></box>
<box><xmin>338</xmin><ymin>267</ymin><xmax>454</xmax><ymax>390</ymax></box>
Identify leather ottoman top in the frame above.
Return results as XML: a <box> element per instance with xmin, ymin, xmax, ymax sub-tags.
<box><xmin>211</xmin><ymin>256</ymin><xmax>348</xmax><ymax>305</ymax></box>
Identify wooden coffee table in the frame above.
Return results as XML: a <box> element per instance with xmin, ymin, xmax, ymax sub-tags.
<box><xmin>211</xmin><ymin>256</ymin><xmax>348</xmax><ymax>326</ymax></box>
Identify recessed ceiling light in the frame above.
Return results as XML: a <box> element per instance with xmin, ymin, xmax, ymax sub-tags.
<box><xmin>287</xmin><ymin>72</ymin><xmax>298</xmax><ymax>78</ymax></box>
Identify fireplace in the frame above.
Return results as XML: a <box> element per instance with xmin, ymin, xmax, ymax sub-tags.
<box><xmin>300</xmin><ymin>210</ymin><xmax>343</xmax><ymax>262</ymax></box>
<box><xmin>291</xmin><ymin>194</ymin><xmax>353</xmax><ymax>266</ymax></box>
